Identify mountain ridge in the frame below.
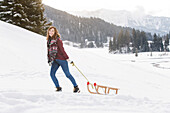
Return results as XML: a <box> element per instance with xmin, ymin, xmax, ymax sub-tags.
<box><xmin>69</xmin><ymin>9</ymin><xmax>170</xmax><ymax>35</ymax></box>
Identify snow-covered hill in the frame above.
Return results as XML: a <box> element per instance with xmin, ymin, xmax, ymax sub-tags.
<box><xmin>0</xmin><ymin>20</ymin><xmax>170</xmax><ymax>113</ymax></box>
<box><xmin>69</xmin><ymin>9</ymin><xmax>170</xmax><ymax>35</ymax></box>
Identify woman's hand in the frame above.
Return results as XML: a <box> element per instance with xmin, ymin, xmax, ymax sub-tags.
<box><xmin>66</xmin><ymin>59</ymin><xmax>74</xmax><ymax>64</ymax></box>
<box><xmin>66</xmin><ymin>59</ymin><xmax>70</xmax><ymax>62</ymax></box>
<box><xmin>48</xmin><ymin>61</ymin><xmax>53</xmax><ymax>66</ymax></box>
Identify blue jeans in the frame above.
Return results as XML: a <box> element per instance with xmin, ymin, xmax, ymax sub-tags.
<box><xmin>50</xmin><ymin>59</ymin><xmax>77</xmax><ymax>88</ymax></box>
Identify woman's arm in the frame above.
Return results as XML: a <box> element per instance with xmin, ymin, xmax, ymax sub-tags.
<box><xmin>58</xmin><ymin>39</ymin><xmax>69</xmax><ymax>59</ymax></box>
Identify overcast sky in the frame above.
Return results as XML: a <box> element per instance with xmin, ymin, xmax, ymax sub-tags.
<box><xmin>42</xmin><ymin>0</ymin><xmax>170</xmax><ymax>17</ymax></box>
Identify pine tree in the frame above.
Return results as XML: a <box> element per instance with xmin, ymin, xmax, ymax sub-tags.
<box><xmin>152</xmin><ymin>33</ymin><xmax>164</xmax><ymax>52</ymax></box>
<box><xmin>132</xmin><ymin>28</ymin><xmax>137</xmax><ymax>52</ymax></box>
<box><xmin>124</xmin><ymin>30</ymin><xmax>130</xmax><ymax>52</ymax></box>
<box><xmin>112</xmin><ymin>36</ymin><xmax>116</xmax><ymax>51</ymax></box>
<box><xmin>140</xmin><ymin>31</ymin><xmax>149</xmax><ymax>52</ymax></box>
<box><xmin>0</xmin><ymin>0</ymin><xmax>51</xmax><ymax>35</ymax></box>
<box><xmin>0</xmin><ymin>0</ymin><xmax>14</xmax><ymax>23</ymax></box>
<box><xmin>23</xmin><ymin>0</ymin><xmax>51</xmax><ymax>35</ymax></box>
<box><xmin>164</xmin><ymin>34</ymin><xmax>169</xmax><ymax>51</ymax></box>
<box><xmin>12</xmin><ymin>0</ymin><xmax>28</xmax><ymax>28</ymax></box>
<box><xmin>117</xmin><ymin>29</ymin><xmax>124</xmax><ymax>52</ymax></box>
<box><xmin>159</xmin><ymin>38</ymin><xmax>164</xmax><ymax>51</ymax></box>
<box><xmin>136</xmin><ymin>30</ymin><xmax>141</xmax><ymax>50</ymax></box>
<box><xmin>153</xmin><ymin>33</ymin><xmax>158</xmax><ymax>51</ymax></box>
<box><xmin>109</xmin><ymin>38</ymin><xmax>113</xmax><ymax>53</ymax></box>
<box><xmin>34</xmin><ymin>0</ymin><xmax>51</xmax><ymax>35</ymax></box>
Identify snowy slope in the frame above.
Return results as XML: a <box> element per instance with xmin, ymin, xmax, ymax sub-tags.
<box><xmin>0</xmin><ymin>20</ymin><xmax>170</xmax><ymax>113</ymax></box>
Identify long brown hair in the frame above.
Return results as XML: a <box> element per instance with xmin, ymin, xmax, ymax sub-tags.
<box><xmin>46</xmin><ymin>26</ymin><xmax>60</xmax><ymax>40</ymax></box>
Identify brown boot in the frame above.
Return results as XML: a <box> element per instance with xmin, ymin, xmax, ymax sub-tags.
<box><xmin>73</xmin><ymin>86</ymin><xmax>80</xmax><ymax>93</ymax></box>
<box><xmin>56</xmin><ymin>87</ymin><xmax>62</xmax><ymax>92</ymax></box>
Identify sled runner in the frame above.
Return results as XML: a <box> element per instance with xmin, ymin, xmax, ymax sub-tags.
<box><xmin>71</xmin><ymin>61</ymin><xmax>119</xmax><ymax>95</ymax></box>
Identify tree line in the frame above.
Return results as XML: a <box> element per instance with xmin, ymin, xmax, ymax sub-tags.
<box><xmin>109</xmin><ymin>28</ymin><xmax>170</xmax><ymax>53</ymax></box>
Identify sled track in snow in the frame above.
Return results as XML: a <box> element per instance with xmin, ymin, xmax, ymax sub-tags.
<box><xmin>152</xmin><ymin>61</ymin><xmax>170</xmax><ymax>69</ymax></box>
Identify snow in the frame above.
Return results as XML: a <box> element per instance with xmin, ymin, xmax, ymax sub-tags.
<box><xmin>0</xmin><ymin>6</ymin><xmax>7</xmax><ymax>8</ymax></box>
<box><xmin>0</xmin><ymin>11</ymin><xmax>12</xmax><ymax>14</ymax></box>
<box><xmin>0</xmin><ymin>20</ymin><xmax>170</xmax><ymax>113</ymax></box>
<box><xmin>14</xmin><ymin>13</ymin><xmax>22</xmax><ymax>18</ymax></box>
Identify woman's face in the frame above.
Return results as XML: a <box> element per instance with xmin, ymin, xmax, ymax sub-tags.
<box><xmin>49</xmin><ymin>28</ymin><xmax>55</xmax><ymax>37</ymax></box>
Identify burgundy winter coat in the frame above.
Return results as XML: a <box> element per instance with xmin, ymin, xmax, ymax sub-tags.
<box><xmin>55</xmin><ymin>38</ymin><xmax>69</xmax><ymax>60</ymax></box>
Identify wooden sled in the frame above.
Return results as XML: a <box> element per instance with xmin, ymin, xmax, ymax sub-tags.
<box><xmin>87</xmin><ymin>82</ymin><xmax>119</xmax><ymax>95</ymax></box>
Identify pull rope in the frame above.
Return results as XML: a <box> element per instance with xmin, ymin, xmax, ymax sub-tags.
<box><xmin>71</xmin><ymin>61</ymin><xmax>94</xmax><ymax>89</ymax></box>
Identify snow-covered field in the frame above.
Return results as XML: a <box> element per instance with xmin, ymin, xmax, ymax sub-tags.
<box><xmin>0</xmin><ymin>20</ymin><xmax>170</xmax><ymax>113</ymax></box>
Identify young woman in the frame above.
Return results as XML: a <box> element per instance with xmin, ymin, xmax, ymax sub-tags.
<box><xmin>47</xmin><ymin>26</ymin><xmax>80</xmax><ymax>93</ymax></box>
